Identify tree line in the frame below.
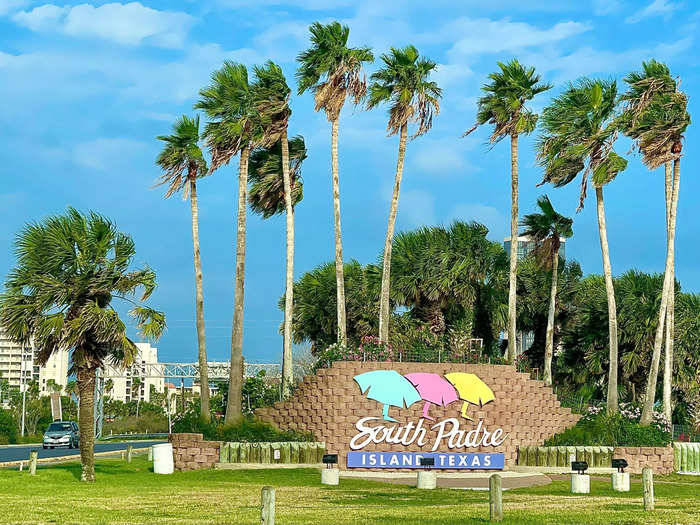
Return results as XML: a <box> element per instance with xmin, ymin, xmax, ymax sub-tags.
<box><xmin>154</xmin><ymin>20</ymin><xmax>687</xmax><ymax>432</ymax></box>
<box><xmin>0</xmin><ymin>20</ymin><xmax>690</xmax><ymax>481</ymax></box>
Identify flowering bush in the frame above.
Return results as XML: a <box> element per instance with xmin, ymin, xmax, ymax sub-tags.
<box><xmin>581</xmin><ymin>402</ymin><xmax>671</xmax><ymax>434</ymax></box>
<box><xmin>548</xmin><ymin>402</ymin><xmax>672</xmax><ymax>447</ymax></box>
<box><xmin>313</xmin><ymin>336</ymin><xmax>507</xmax><ymax>371</ymax></box>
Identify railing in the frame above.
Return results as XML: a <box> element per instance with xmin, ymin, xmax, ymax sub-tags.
<box><xmin>673</xmin><ymin>424</ymin><xmax>700</xmax><ymax>443</ymax></box>
<box><xmin>101</xmin><ymin>433</ymin><xmax>168</xmax><ymax>441</ymax></box>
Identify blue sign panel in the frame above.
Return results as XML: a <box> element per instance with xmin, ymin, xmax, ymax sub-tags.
<box><xmin>347</xmin><ymin>451</ymin><xmax>505</xmax><ymax>469</ymax></box>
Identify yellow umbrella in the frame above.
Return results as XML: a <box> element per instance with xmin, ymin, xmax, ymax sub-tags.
<box><xmin>444</xmin><ymin>373</ymin><xmax>495</xmax><ymax>420</ymax></box>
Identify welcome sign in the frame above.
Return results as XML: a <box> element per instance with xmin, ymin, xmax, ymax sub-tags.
<box><xmin>255</xmin><ymin>362</ymin><xmax>581</xmax><ymax>471</ymax></box>
<box><xmin>348</xmin><ymin>370</ymin><xmax>507</xmax><ymax>469</ymax></box>
<box><xmin>347</xmin><ymin>451</ymin><xmax>505</xmax><ymax>469</ymax></box>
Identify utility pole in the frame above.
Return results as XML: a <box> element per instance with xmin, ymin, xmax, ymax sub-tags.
<box><xmin>20</xmin><ymin>352</ymin><xmax>30</xmax><ymax>437</ymax></box>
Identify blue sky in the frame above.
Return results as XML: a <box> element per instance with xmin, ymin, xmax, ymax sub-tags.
<box><xmin>1</xmin><ymin>0</ymin><xmax>698</xmax><ymax>364</ymax></box>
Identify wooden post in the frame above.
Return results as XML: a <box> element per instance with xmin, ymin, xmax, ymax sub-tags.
<box><xmin>126</xmin><ymin>445</ymin><xmax>133</xmax><ymax>463</ymax></box>
<box><xmin>489</xmin><ymin>473</ymin><xmax>503</xmax><ymax>522</ymax></box>
<box><xmin>643</xmin><ymin>467</ymin><xmax>654</xmax><ymax>511</ymax></box>
<box><xmin>261</xmin><ymin>486</ymin><xmax>275</xmax><ymax>525</ymax></box>
<box><xmin>29</xmin><ymin>451</ymin><xmax>38</xmax><ymax>476</ymax></box>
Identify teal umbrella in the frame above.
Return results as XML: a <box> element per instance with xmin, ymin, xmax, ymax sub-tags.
<box><xmin>354</xmin><ymin>370</ymin><xmax>421</xmax><ymax>422</ymax></box>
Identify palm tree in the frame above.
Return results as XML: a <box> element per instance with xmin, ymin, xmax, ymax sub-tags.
<box><xmin>155</xmin><ymin>114</ymin><xmax>211</xmax><ymax>421</ymax></box>
<box><xmin>104</xmin><ymin>379</ymin><xmax>114</xmax><ymax>399</ymax></box>
<box><xmin>249</xmin><ymin>136</ymin><xmax>307</xmax><ymax>396</ymax></box>
<box><xmin>65</xmin><ymin>380</ymin><xmax>78</xmax><ymax>399</ymax></box>
<box><xmin>196</xmin><ymin>61</ymin><xmax>266</xmax><ymax>424</ymax></box>
<box><xmin>250</xmin><ymin>61</ymin><xmax>298</xmax><ymax>397</ymax></box>
<box><xmin>366</xmin><ymin>45</ymin><xmax>442</xmax><ymax>343</ymax></box>
<box><xmin>390</xmin><ymin>222</ymin><xmax>508</xmax><ymax>341</ymax></box>
<box><xmin>538</xmin><ymin>78</ymin><xmax>628</xmax><ymax>414</ymax></box>
<box><xmin>521</xmin><ymin>195</ymin><xmax>573</xmax><ymax>386</ymax></box>
<box><xmin>296</xmin><ymin>21</ymin><xmax>373</xmax><ymax>346</ymax></box>
<box><xmin>463</xmin><ymin>60</ymin><xmax>551</xmax><ymax>363</ymax></box>
<box><xmin>132</xmin><ymin>376</ymin><xmax>142</xmax><ymax>417</ymax></box>
<box><xmin>286</xmin><ymin>260</ymin><xmax>380</xmax><ymax>354</ymax></box>
<box><xmin>619</xmin><ymin>60</ymin><xmax>690</xmax><ymax>424</ymax></box>
<box><xmin>0</xmin><ymin>208</ymin><xmax>165</xmax><ymax>481</ymax></box>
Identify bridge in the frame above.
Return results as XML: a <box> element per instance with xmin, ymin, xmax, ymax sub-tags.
<box><xmin>94</xmin><ymin>361</ymin><xmax>282</xmax><ymax>439</ymax></box>
<box><xmin>100</xmin><ymin>362</ymin><xmax>282</xmax><ymax>380</ymax></box>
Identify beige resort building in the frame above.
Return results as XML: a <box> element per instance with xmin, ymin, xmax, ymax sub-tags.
<box><xmin>0</xmin><ymin>327</ymin><xmax>69</xmax><ymax>398</ymax></box>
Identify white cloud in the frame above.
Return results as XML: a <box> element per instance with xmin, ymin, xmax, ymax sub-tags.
<box><xmin>0</xmin><ymin>0</ymin><xmax>28</xmax><ymax>16</ymax></box>
<box><xmin>446</xmin><ymin>203</ymin><xmax>508</xmax><ymax>240</ymax></box>
<box><xmin>626</xmin><ymin>0</ymin><xmax>679</xmax><ymax>23</ymax></box>
<box><xmin>592</xmin><ymin>0</ymin><xmax>622</xmax><ymax>15</ymax></box>
<box><xmin>13</xmin><ymin>2</ymin><xmax>195</xmax><ymax>47</ymax></box>
<box><xmin>0</xmin><ymin>43</ymin><xmax>264</xmax><ymax>105</ymax></box>
<box><xmin>72</xmin><ymin>137</ymin><xmax>147</xmax><ymax>170</ymax></box>
<box><xmin>216</xmin><ymin>0</ymin><xmax>354</xmax><ymax>9</ymax></box>
<box><xmin>516</xmin><ymin>37</ymin><xmax>693</xmax><ymax>84</ymax></box>
<box><xmin>432</xmin><ymin>63</ymin><xmax>473</xmax><ymax>89</ymax></box>
<box><xmin>252</xmin><ymin>20</ymin><xmax>309</xmax><ymax>62</ymax></box>
<box><xmin>444</xmin><ymin>18</ymin><xmax>591</xmax><ymax>58</ymax></box>
<box><xmin>412</xmin><ymin>139</ymin><xmax>471</xmax><ymax>176</ymax></box>
<box><xmin>395</xmin><ymin>189</ymin><xmax>436</xmax><ymax>229</ymax></box>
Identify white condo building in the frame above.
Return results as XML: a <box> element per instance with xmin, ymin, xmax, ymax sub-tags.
<box><xmin>0</xmin><ymin>328</ymin><xmax>70</xmax><ymax>395</ymax></box>
<box><xmin>103</xmin><ymin>342</ymin><xmax>164</xmax><ymax>403</ymax></box>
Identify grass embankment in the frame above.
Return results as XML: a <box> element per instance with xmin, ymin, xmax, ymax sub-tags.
<box><xmin>1</xmin><ymin>458</ymin><xmax>700</xmax><ymax>524</ymax></box>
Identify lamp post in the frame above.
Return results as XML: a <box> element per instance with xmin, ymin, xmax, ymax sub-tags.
<box><xmin>417</xmin><ymin>457</ymin><xmax>437</xmax><ymax>489</ymax></box>
<box><xmin>611</xmin><ymin>458</ymin><xmax>629</xmax><ymax>492</ymax></box>
<box><xmin>20</xmin><ymin>353</ymin><xmax>31</xmax><ymax>437</ymax></box>
<box><xmin>321</xmin><ymin>454</ymin><xmax>339</xmax><ymax>485</ymax></box>
<box><xmin>570</xmin><ymin>461</ymin><xmax>590</xmax><ymax>494</ymax></box>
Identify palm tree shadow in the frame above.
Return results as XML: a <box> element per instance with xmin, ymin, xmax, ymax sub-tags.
<box><xmin>51</xmin><ymin>462</ymin><xmax>83</xmax><ymax>481</ymax></box>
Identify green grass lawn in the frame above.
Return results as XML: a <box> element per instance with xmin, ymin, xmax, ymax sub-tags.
<box><xmin>1</xmin><ymin>458</ymin><xmax>700</xmax><ymax>524</ymax></box>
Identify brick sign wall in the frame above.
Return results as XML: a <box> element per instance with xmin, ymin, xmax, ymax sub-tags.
<box><xmin>256</xmin><ymin>362</ymin><xmax>580</xmax><ymax>470</ymax></box>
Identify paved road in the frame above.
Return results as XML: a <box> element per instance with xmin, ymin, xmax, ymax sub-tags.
<box><xmin>0</xmin><ymin>440</ymin><xmax>165</xmax><ymax>463</ymax></box>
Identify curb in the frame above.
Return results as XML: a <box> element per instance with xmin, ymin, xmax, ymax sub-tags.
<box><xmin>0</xmin><ymin>448</ymin><xmax>149</xmax><ymax>468</ymax></box>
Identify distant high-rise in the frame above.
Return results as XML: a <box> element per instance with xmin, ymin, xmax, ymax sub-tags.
<box><xmin>0</xmin><ymin>327</ymin><xmax>69</xmax><ymax>398</ymax></box>
<box><xmin>502</xmin><ymin>235</ymin><xmax>568</xmax><ymax>356</ymax></box>
<box><xmin>503</xmin><ymin>235</ymin><xmax>566</xmax><ymax>261</ymax></box>
<box><xmin>102</xmin><ymin>342</ymin><xmax>164</xmax><ymax>403</ymax></box>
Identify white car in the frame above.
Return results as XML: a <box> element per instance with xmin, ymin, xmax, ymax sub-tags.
<box><xmin>42</xmin><ymin>421</ymin><xmax>79</xmax><ymax>449</ymax></box>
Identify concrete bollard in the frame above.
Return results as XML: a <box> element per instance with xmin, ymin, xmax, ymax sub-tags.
<box><xmin>612</xmin><ymin>472</ymin><xmax>629</xmax><ymax>492</ymax></box>
<box><xmin>489</xmin><ymin>473</ymin><xmax>503</xmax><ymax>522</ymax></box>
<box><xmin>261</xmin><ymin>486</ymin><xmax>275</xmax><ymax>525</ymax></box>
<box><xmin>416</xmin><ymin>470</ymin><xmax>437</xmax><ymax>489</ymax></box>
<box><xmin>570</xmin><ymin>473</ymin><xmax>590</xmax><ymax>494</ymax></box>
<box><xmin>148</xmin><ymin>446</ymin><xmax>153</xmax><ymax>461</ymax></box>
<box><xmin>126</xmin><ymin>445</ymin><xmax>133</xmax><ymax>463</ymax></box>
<box><xmin>321</xmin><ymin>468</ymin><xmax>340</xmax><ymax>486</ymax></box>
<box><xmin>643</xmin><ymin>467</ymin><xmax>654</xmax><ymax>511</ymax></box>
<box><xmin>29</xmin><ymin>451</ymin><xmax>38</xmax><ymax>476</ymax></box>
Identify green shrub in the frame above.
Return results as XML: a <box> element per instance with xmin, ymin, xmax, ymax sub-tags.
<box><xmin>103</xmin><ymin>413</ymin><xmax>169</xmax><ymax>435</ymax></box>
<box><xmin>16</xmin><ymin>434</ymin><xmax>44</xmax><ymax>444</ymax></box>
<box><xmin>0</xmin><ymin>409</ymin><xmax>18</xmax><ymax>444</ymax></box>
<box><xmin>544</xmin><ymin>412</ymin><xmax>671</xmax><ymax>447</ymax></box>
<box><xmin>172</xmin><ymin>413</ymin><xmax>314</xmax><ymax>443</ymax></box>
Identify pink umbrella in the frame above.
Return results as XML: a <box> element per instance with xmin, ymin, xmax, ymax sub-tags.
<box><xmin>404</xmin><ymin>373</ymin><xmax>459</xmax><ymax>421</ymax></box>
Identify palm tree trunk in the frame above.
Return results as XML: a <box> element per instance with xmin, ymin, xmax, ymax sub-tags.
<box><xmin>331</xmin><ymin>117</ymin><xmax>347</xmax><ymax>346</ymax></box>
<box><xmin>507</xmin><ymin>133</ymin><xmax>519</xmax><ymax>363</ymax></box>
<box><xmin>189</xmin><ymin>177</ymin><xmax>210</xmax><ymax>421</ymax></box>
<box><xmin>77</xmin><ymin>365</ymin><xmax>96</xmax><ymax>482</ymax></box>
<box><xmin>225</xmin><ymin>146</ymin><xmax>249</xmax><ymax>424</ymax></box>
<box><xmin>595</xmin><ymin>186</ymin><xmax>619</xmax><ymax>414</ymax></box>
<box><xmin>281</xmin><ymin>129</ymin><xmax>294</xmax><ymax>398</ymax></box>
<box><xmin>639</xmin><ymin>160</ymin><xmax>680</xmax><ymax>425</ymax></box>
<box><xmin>543</xmin><ymin>246</ymin><xmax>559</xmax><ymax>387</ymax></box>
<box><xmin>643</xmin><ymin>160</ymin><xmax>680</xmax><ymax>424</ymax></box>
<box><xmin>663</xmin><ymin>161</ymin><xmax>680</xmax><ymax>421</ymax></box>
<box><xmin>379</xmin><ymin>123</ymin><xmax>408</xmax><ymax>343</ymax></box>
